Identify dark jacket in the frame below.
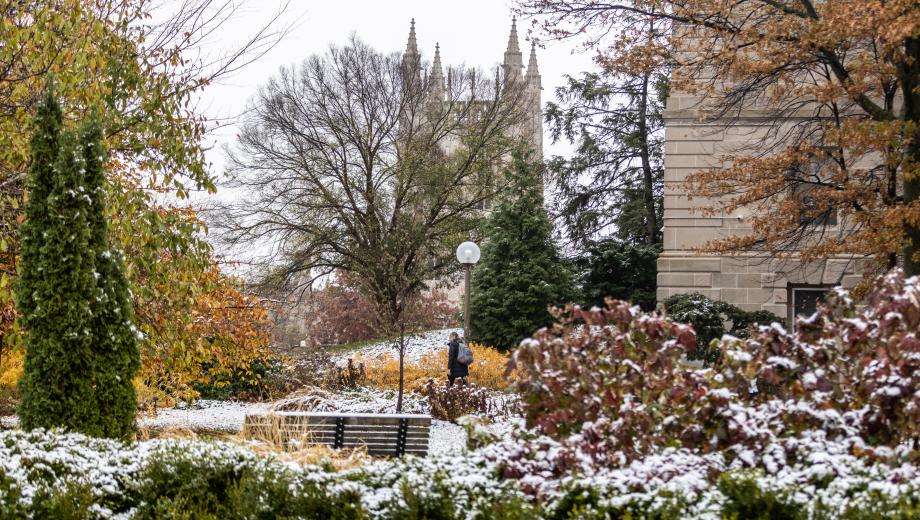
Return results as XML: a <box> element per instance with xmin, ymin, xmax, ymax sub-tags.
<box><xmin>448</xmin><ymin>340</ymin><xmax>469</xmax><ymax>378</ymax></box>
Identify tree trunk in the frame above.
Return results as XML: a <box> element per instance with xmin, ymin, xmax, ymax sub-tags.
<box><xmin>903</xmin><ymin>36</ymin><xmax>920</xmax><ymax>276</ymax></box>
<box><xmin>396</xmin><ymin>326</ymin><xmax>406</xmax><ymax>412</ymax></box>
<box><xmin>637</xmin><ymin>71</ymin><xmax>658</xmax><ymax>245</ymax></box>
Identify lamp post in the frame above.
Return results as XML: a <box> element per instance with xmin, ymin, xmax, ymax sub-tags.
<box><xmin>455</xmin><ymin>241</ymin><xmax>480</xmax><ymax>340</ymax></box>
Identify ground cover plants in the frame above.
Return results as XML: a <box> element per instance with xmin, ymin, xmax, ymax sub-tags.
<box><xmin>0</xmin><ymin>271</ymin><xmax>917</xmax><ymax>518</ymax></box>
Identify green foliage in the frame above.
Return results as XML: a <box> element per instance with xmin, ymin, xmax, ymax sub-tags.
<box><xmin>545</xmin><ymin>70</ymin><xmax>667</xmax><ymax>247</ymax></box>
<box><xmin>130</xmin><ymin>444</ymin><xmax>363</xmax><ymax>520</ymax></box>
<box><xmin>17</xmin><ymin>90</ymin><xmax>138</xmax><ymax>438</ymax></box>
<box><xmin>192</xmin><ymin>358</ymin><xmax>283</xmax><ymax>401</ymax></box>
<box><xmin>15</xmin><ymin>86</ymin><xmax>61</xmax><ymax>336</ymax></box>
<box><xmin>574</xmin><ymin>238</ymin><xmax>659</xmax><ymax>311</ymax></box>
<box><xmin>31</xmin><ymin>480</ymin><xmax>97</xmax><ymax>520</ymax></box>
<box><xmin>18</xmin><ymin>96</ymin><xmax>99</xmax><ymax>433</ymax></box>
<box><xmin>717</xmin><ymin>472</ymin><xmax>807</xmax><ymax>520</ymax></box>
<box><xmin>663</xmin><ymin>292</ymin><xmax>783</xmax><ymax>364</ymax></box>
<box><xmin>470</xmin><ymin>152</ymin><xmax>577</xmax><ymax>351</ymax></box>
<box><xmin>81</xmin><ymin>117</ymin><xmax>139</xmax><ymax>438</ymax></box>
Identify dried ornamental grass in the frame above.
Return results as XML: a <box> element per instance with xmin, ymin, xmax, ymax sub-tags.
<box><xmin>358</xmin><ymin>342</ymin><xmax>513</xmax><ymax>391</ymax></box>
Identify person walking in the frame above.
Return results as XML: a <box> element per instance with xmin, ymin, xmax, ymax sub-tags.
<box><xmin>447</xmin><ymin>331</ymin><xmax>469</xmax><ymax>386</ymax></box>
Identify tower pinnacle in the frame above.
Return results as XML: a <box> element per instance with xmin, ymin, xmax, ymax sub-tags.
<box><xmin>503</xmin><ymin>16</ymin><xmax>523</xmax><ymax>81</ymax></box>
<box><xmin>430</xmin><ymin>43</ymin><xmax>445</xmax><ymax>100</ymax></box>
<box><xmin>526</xmin><ymin>41</ymin><xmax>541</xmax><ymax>88</ymax></box>
<box><xmin>406</xmin><ymin>18</ymin><xmax>419</xmax><ymax>56</ymax></box>
<box><xmin>402</xmin><ymin>18</ymin><xmax>420</xmax><ymax>74</ymax></box>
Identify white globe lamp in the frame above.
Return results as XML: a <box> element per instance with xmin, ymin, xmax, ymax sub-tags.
<box><xmin>456</xmin><ymin>241</ymin><xmax>480</xmax><ymax>339</ymax></box>
<box><xmin>455</xmin><ymin>241</ymin><xmax>481</xmax><ymax>265</ymax></box>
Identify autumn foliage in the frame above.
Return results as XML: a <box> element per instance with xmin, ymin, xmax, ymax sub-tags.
<box><xmin>512</xmin><ymin>270</ymin><xmax>920</xmax><ymax>467</ymax></box>
<box><xmin>0</xmin><ymin>2</ymin><xmax>279</xmax><ymax>407</ymax></box>
<box><xmin>518</xmin><ymin>0</ymin><xmax>920</xmax><ymax>275</ymax></box>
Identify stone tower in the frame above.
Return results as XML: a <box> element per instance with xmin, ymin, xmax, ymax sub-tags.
<box><xmin>401</xmin><ymin>17</ymin><xmax>544</xmax><ymax>160</ymax></box>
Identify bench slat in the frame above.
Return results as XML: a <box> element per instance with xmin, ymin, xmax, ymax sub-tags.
<box><xmin>277</xmin><ymin>428</ymin><xmax>430</xmax><ymax>437</ymax></box>
<box><xmin>263</xmin><ymin>412</ymin><xmax>431</xmax><ymax>426</ymax></box>
<box><xmin>243</xmin><ymin>412</ymin><xmax>432</xmax><ymax>457</ymax></box>
<box><xmin>265</xmin><ymin>426</ymin><xmax>430</xmax><ymax>435</ymax></box>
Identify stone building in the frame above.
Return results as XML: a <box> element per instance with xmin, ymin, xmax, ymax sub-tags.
<box><xmin>657</xmin><ymin>98</ymin><xmax>865</xmax><ymax>324</ymax></box>
<box><xmin>400</xmin><ymin>17</ymin><xmax>544</xmax><ymax>161</ymax></box>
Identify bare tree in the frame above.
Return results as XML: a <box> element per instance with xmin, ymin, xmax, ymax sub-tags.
<box><xmin>217</xmin><ymin>36</ymin><xmax>529</xmax><ymax>410</ymax></box>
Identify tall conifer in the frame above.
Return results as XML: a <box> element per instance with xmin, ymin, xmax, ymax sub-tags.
<box><xmin>17</xmin><ymin>89</ymin><xmax>139</xmax><ymax>437</ymax></box>
<box><xmin>81</xmin><ymin>118</ymin><xmax>139</xmax><ymax>438</ymax></box>
<box><xmin>19</xmin><ymin>115</ymin><xmax>100</xmax><ymax>432</ymax></box>
<box><xmin>16</xmin><ymin>87</ymin><xmax>62</xmax><ymax>331</ymax></box>
<box><xmin>470</xmin><ymin>152</ymin><xmax>576</xmax><ymax>351</ymax></box>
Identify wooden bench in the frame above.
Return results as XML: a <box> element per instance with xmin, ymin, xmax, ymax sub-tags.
<box><xmin>243</xmin><ymin>412</ymin><xmax>431</xmax><ymax>457</ymax></box>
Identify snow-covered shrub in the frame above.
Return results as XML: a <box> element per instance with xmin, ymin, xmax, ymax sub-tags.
<box><xmin>128</xmin><ymin>441</ymin><xmax>361</xmax><ymax>519</ymax></box>
<box><xmin>664</xmin><ymin>292</ymin><xmax>783</xmax><ymax>364</ymax></box>
<box><xmin>512</xmin><ymin>271</ymin><xmax>920</xmax><ymax>466</ymax></box>
<box><xmin>713</xmin><ymin>270</ymin><xmax>920</xmax><ymax>450</ymax></box>
<box><xmin>0</xmin><ymin>429</ymin><xmax>919</xmax><ymax>518</ymax></box>
<box><xmin>421</xmin><ymin>379</ymin><xmax>515</xmax><ymax>422</ymax></box>
<box><xmin>511</xmin><ymin>298</ymin><xmax>699</xmax><ymax>449</ymax></box>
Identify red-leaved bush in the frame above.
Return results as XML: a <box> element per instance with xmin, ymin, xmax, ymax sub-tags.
<box><xmin>511</xmin><ymin>270</ymin><xmax>920</xmax><ymax>467</ymax></box>
<box><xmin>304</xmin><ymin>281</ymin><xmax>458</xmax><ymax>346</ymax></box>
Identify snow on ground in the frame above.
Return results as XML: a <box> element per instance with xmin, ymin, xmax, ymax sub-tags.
<box><xmin>136</xmin><ymin>396</ymin><xmax>471</xmax><ymax>457</ymax></box>
<box><xmin>428</xmin><ymin>420</ymin><xmax>467</xmax><ymax>457</ymax></box>
<box><xmin>339</xmin><ymin>328</ymin><xmax>461</xmax><ymax>363</ymax></box>
<box><xmin>139</xmin><ymin>399</ymin><xmax>270</xmax><ymax>433</ymax></box>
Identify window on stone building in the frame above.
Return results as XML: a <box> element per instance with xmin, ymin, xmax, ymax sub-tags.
<box><xmin>788</xmin><ymin>286</ymin><xmax>830</xmax><ymax>328</ymax></box>
<box><xmin>788</xmin><ymin>150</ymin><xmax>838</xmax><ymax>227</ymax></box>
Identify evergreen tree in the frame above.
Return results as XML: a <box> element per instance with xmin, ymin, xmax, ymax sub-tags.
<box><xmin>470</xmin><ymin>152</ymin><xmax>576</xmax><ymax>351</ymax></box>
<box><xmin>17</xmin><ymin>90</ymin><xmax>139</xmax><ymax>438</ymax></box>
<box><xmin>575</xmin><ymin>238</ymin><xmax>660</xmax><ymax>311</ymax></box>
<box><xmin>544</xmin><ymin>69</ymin><xmax>667</xmax><ymax>247</ymax></box>
<box><xmin>18</xmin><ymin>110</ymin><xmax>100</xmax><ymax>433</ymax></box>
<box><xmin>81</xmin><ymin>118</ymin><xmax>139</xmax><ymax>438</ymax></box>
<box><xmin>16</xmin><ymin>86</ymin><xmax>62</xmax><ymax>333</ymax></box>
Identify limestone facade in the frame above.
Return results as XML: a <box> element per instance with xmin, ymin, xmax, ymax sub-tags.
<box><xmin>657</xmin><ymin>96</ymin><xmax>865</xmax><ymax>323</ymax></box>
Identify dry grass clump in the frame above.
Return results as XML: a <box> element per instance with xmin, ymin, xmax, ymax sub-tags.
<box><xmin>359</xmin><ymin>343</ymin><xmax>513</xmax><ymax>391</ymax></box>
<box><xmin>240</xmin><ymin>413</ymin><xmax>371</xmax><ymax>470</ymax></box>
<box><xmin>135</xmin><ymin>420</ymin><xmax>371</xmax><ymax>471</ymax></box>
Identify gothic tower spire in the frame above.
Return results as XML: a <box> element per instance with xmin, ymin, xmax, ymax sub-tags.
<box><xmin>526</xmin><ymin>41</ymin><xmax>541</xmax><ymax>88</ymax></box>
<box><xmin>430</xmin><ymin>43</ymin><xmax>445</xmax><ymax>101</ymax></box>
<box><xmin>402</xmin><ymin>18</ymin><xmax>421</xmax><ymax>76</ymax></box>
<box><xmin>525</xmin><ymin>40</ymin><xmax>543</xmax><ymax>160</ymax></box>
<box><xmin>503</xmin><ymin>17</ymin><xmax>523</xmax><ymax>82</ymax></box>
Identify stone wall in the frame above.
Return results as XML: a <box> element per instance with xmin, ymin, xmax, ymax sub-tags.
<box><xmin>658</xmin><ymin>100</ymin><xmax>866</xmax><ymax>321</ymax></box>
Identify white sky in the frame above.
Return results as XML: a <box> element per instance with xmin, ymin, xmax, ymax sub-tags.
<box><xmin>195</xmin><ymin>0</ymin><xmax>596</xmax><ymax>179</ymax></box>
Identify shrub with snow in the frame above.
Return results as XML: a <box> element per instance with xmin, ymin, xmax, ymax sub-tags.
<box><xmin>511</xmin><ymin>270</ymin><xmax>920</xmax><ymax>467</ymax></box>
<box><xmin>0</xmin><ymin>428</ymin><xmax>917</xmax><ymax>519</ymax></box>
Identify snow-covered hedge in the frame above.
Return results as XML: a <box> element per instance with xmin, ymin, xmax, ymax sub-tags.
<box><xmin>0</xmin><ymin>428</ymin><xmax>918</xmax><ymax>519</ymax></box>
<box><xmin>511</xmin><ymin>270</ymin><xmax>920</xmax><ymax>466</ymax></box>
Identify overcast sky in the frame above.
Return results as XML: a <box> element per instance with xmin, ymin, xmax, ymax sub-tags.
<box><xmin>196</xmin><ymin>0</ymin><xmax>597</xmax><ymax>179</ymax></box>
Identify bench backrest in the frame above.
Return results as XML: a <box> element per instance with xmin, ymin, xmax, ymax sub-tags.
<box><xmin>243</xmin><ymin>412</ymin><xmax>431</xmax><ymax>457</ymax></box>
